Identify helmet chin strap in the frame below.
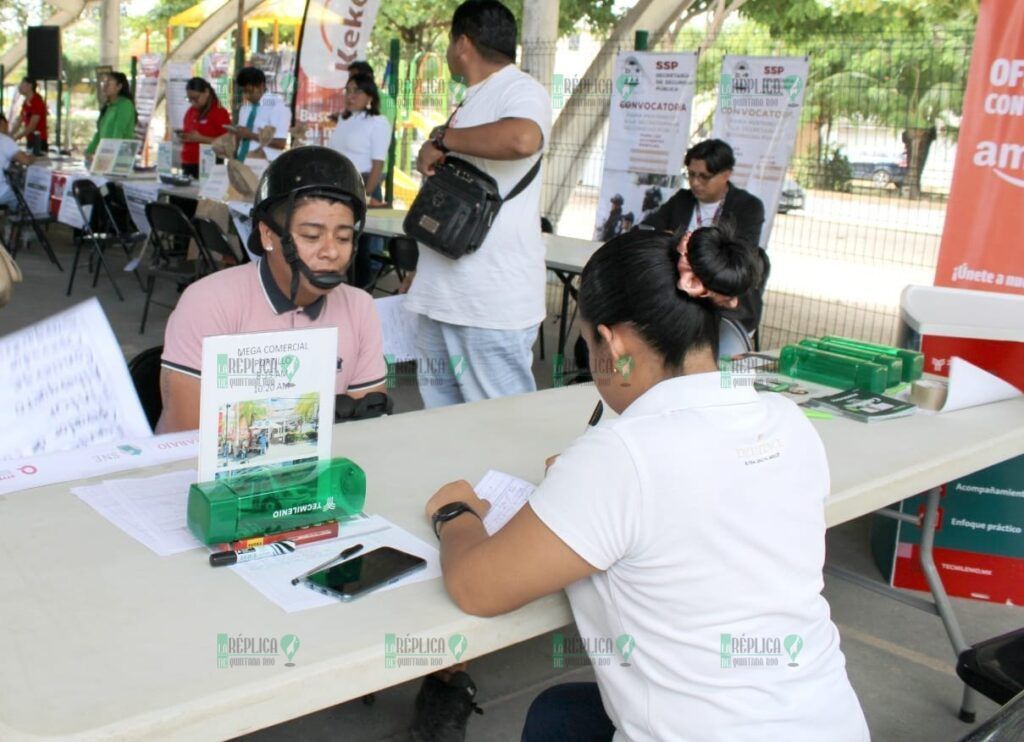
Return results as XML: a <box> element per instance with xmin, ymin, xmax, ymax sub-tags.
<box><xmin>269</xmin><ymin>191</ymin><xmax>347</xmax><ymax>303</ymax></box>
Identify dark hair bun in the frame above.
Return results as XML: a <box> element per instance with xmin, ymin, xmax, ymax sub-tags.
<box><xmin>685</xmin><ymin>223</ymin><xmax>762</xmax><ymax>299</ymax></box>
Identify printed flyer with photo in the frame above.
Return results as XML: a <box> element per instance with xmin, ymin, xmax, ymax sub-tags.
<box><xmin>198</xmin><ymin>327</ymin><xmax>337</xmax><ymax>482</ymax></box>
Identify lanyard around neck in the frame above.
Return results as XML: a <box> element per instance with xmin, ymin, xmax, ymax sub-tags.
<box><xmin>695</xmin><ymin>200</ymin><xmax>724</xmax><ymax>228</ymax></box>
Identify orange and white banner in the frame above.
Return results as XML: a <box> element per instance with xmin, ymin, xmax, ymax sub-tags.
<box><xmin>293</xmin><ymin>0</ymin><xmax>382</xmax><ymax>147</ymax></box>
<box><xmin>935</xmin><ymin>0</ymin><xmax>1024</xmax><ymax>294</ymax></box>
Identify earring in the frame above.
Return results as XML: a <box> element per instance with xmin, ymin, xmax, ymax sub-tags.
<box><xmin>264</xmin><ymin>244</ymin><xmax>274</xmax><ymax>252</ymax></box>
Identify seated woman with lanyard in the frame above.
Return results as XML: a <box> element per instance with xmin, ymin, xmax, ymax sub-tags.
<box><xmin>423</xmin><ymin>226</ymin><xmax>869</xmax><ymax>741</ymax></box>
<box><xmin>176</xmin><ymin>77</ymin><xmax>231</xmax><ymax>178</ymax></box>
<box><xmin>326</xmin><ymin>72</ymin><xmax>392</xmax><ymax>288</ymax></box>
<box><xmin>156</xmin><ymin>147</ymin><xmax>389</xmax><ymax>433</ymax></box>
<box><xmin>85</xmin><ymin>72</ymin><xmax>136</xmax><ymax>160</ymax></box>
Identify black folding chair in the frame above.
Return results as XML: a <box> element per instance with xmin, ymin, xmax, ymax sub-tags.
<box><xmin>140</xmin><ymin>202</ymin><xmax>217</xmax><ymax>334</ymax></box>
<box><xmin>194</xmin><ymin>216</ymin><xmax>248</xmax><ymax>266</ymax></box>
<box><xmin>363</xmin><ymin>235</ymin><xmax>419</xmax><ymax>295</ymax></box>
<box><xmin>128</xmin><ymin>345</ymin><xmax>164</xmax><ymax>431</ymax></box>
<box><xmin>2</xmin><ymin>164</ymin><xmax>61</xmax><ymax>270</ymax></box>
<box><xmin>66</xmin><ymin>179</ymin><xmax>144</xmax><ymax>300</ymax></box>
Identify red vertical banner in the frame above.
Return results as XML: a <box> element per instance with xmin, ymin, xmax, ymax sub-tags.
<box><xmin>934</xmin><ymin>0</ymin><xmax>1024</xmax><ymax>293</ymax></box>
<box><xmin>293</xmin><ymin>0</ymin><xmax>382</xmax><ymax>147</ymax></box>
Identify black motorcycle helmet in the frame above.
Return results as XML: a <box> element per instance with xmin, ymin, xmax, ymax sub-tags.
<box><xmin>250</xmin><ymin>146</ymin><xmax>367</xmax><ymax>302</ymax></box>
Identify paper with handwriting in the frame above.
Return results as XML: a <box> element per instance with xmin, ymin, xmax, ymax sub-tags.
<box><xmin>0</xmin><ymin>298</ymin><xmax>152</xmax><ymax>461</ymax></box>
<box><xmin>475</xmin><ymin>469</ymin><xmax>536</xmax><ymax>534</ymax></box>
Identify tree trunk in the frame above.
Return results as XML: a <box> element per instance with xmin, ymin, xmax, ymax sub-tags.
<box><xmin>901</xmin><ymin>126</ymin><xmax>936</xmax><ymax>200</ymax></box>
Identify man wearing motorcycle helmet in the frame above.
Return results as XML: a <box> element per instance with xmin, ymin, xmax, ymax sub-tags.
<box><xmin>156</xmin><ymin>146</ymin><xmax>387</xmax><ymax>433</ymax></box>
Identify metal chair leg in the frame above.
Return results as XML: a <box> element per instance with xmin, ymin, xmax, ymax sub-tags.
<box><xmin>66</xmin><ymin>237</ymin><xmax>85</xmax><ymax>296</ymax></box>
<box><xmin>140</xmin><ymin>274</ymin><xmax>155</xmax><ymax>334</ymax></box>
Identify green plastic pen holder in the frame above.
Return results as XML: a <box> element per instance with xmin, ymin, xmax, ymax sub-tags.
<box><xmin>187</xmin><ymin>457</ymin><xmax>366</xmax><ymax>545</ymax></box>
<box><xmin>780</xmin><ymin>345</ymin><xmax>888</xmax><ymax>393</ymax></box>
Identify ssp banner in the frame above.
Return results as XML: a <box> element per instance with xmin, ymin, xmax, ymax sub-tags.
<box><xmin>711</xmin><ymin>56</ymin><xmax>809</xmax><ymax>246</ymax></box>
<box><xmin>594</xmin><ymin>52</ymin><xmax>697</xmax><ymax>241</ymax></box>
<box><xmin>293</xmin><ymin>0</ymin><xmax>382</xmax><ymax>147</ymax></box>
<box><xmin>934</xmin><ymin>0</ymin><xmax>1024</xmax><ymax>294</ymax></box>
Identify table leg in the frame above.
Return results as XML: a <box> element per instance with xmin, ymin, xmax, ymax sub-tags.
<box><xmin>918</xmin><ymin>487</ymin><xmax>977</xmax><ymax>722</ymax></box>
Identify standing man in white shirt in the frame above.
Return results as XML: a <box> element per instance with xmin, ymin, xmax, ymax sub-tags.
<box><xmin>404</xmin><ymin>0</ymin><xmax>552</xmax><ymax>408</ymax></box>
<box><xmin>233</xmin><ymin>67</ymin><xmax>291</xmax><ymax>162</ymax></box>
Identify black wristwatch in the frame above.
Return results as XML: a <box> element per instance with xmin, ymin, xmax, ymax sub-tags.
<box><xmin>430</xmin><ymin>125</ymin><xmax>450</xmax><ymax>154</ymax></box>
<box><xmin>432</xmin><ymin>501</ymin><xmax>479</xmax><ymax>539</ymax></box>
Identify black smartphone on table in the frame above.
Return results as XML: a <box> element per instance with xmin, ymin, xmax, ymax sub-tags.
<box><xmin>304</xmin><ymin>546</ymin><xmax>427</xmax><ymax>602</ymax></box>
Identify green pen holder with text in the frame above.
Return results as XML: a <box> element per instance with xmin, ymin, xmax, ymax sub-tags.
<box><xmin>187</xmin><ymin>458</ymin><xmax>366</xmax><ymax>545</ymax></box>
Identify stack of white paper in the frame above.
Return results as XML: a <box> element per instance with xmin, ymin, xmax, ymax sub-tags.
<box><xmin>72</xmin><ymin>469</ymin><xmax>203</xmax><ymax>556</ymax></box>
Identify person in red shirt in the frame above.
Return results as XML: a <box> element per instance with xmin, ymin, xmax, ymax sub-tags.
<box><xmin>175</xmin><ymin>77</ymin><xmax>230</xmax><ymax>178</ymax></box>
<box><xmin>11</xmin><ymin>78</ymin><xmax>48</xmax><ymax>153</ymax></box>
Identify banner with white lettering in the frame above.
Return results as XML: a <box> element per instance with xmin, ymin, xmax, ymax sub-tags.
<box><xmin>594</xmin><ymin>52</ymin><xmax>697</xmax><ymax>241</ymax></box>
<box><xmin>711</xmin><ymin>55</ymin><xmax>809</xmax><ymax>246</ymax></box>
<box><xmin>934</xmin><ymin>0</ymin><xmax>1024</xmax><ymax>294</ymax></box>
<box><xmin>293</xmin><ymin>0</ymin><xmax>382</xmax><ymax>147</ymax></box>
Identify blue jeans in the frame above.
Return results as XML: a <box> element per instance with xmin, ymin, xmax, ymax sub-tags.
<box><xmin>415</xmin><ymin>315</ymin><xmax>538</xmax><ymax>408</ymax></box>
<box><xmin>522</xmin><ymin>683</ymin><xmax>615</xmax><ymax>742</ymax></box>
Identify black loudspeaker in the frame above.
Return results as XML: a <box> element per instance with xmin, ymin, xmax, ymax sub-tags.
<box><xmin>27</xmin><ymin>26</ymin><xmax>62</xmax><ymax>81</ymax></box>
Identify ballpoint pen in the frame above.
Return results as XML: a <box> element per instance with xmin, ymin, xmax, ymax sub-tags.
<box><xmin>290</xmin><ymin>543</ymin><xmax>364</xmax><ymax>585</ymax></box>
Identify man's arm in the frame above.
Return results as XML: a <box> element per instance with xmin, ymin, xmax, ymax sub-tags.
<box><xmin>441</xmin><ymin>117</ymin><xmax>543</xmax><ymax>161</ymax></box>
<box><xmin>417</xmin><ymin>118</ymin><xmax>542</xmax><ymax>176</ymax></box>
<box><xmin>155</xmin><ymin>368</ymin><xmax>201</xmax><ymax>433</ymax></box>
<box><xmin>731</xmin><ymin>192</ymin><xmax>765</xmax><ymax>248</ymax></box>
<box><xmin>640</xmin><ymin>189</ymin><xmax>688</xmax><ymax>232</ymax></box>
<box><xmin>12</xmin><ymin>152</ymin><xmax>34</xmax><ymax>167</ymax></box>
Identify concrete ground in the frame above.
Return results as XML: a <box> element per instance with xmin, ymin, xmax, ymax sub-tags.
<box><xmin>0</xmin><ymin>223</ymin><xmax>1020</xmax><ymax>742</ymax></box>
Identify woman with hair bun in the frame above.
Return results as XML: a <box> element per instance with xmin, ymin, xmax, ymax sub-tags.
<box><xmin>424</xmin><ymin>227</ymin><xmax>869</xmax><ymax>742</ymax></box>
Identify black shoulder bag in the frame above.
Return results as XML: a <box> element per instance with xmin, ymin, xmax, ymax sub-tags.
<box><xmin>403</xmin><ymin>155</ymin><xmax>541</xmax><ymax>260</ymax></box>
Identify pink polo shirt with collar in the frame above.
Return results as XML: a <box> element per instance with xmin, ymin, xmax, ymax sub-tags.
<box><xmin>161</xmin><ymin>259</ymin><xmax>387</xmax><ymax>394</ymax></box>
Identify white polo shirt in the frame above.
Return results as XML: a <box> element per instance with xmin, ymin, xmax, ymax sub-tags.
<box><xmin>326</xmin><ymin>111</ymin><xmax>392</xmax><ymax>174</ymax></box>
<box><xmin>0</xmin><ymin>133</ymin><xmax>20</xmax><ymax>206</ymax></box>
<box><xmin>530</xmin><ymin>373</ymin><xmax>869</xmax><ymax>742</ymax></box>
<box><xmin>237</xmin><ymin>92</ymin><xmax>291</xmax><ymax>162</ymax></box>
<box><xmin>403</xmin><ymin>64</ymin><xmax>552</xmax><ymax>331</ymax></box>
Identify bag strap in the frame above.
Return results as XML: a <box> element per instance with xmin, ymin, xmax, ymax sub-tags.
<box><xmin>501</xmin><ymin>157</ymin><xmax>542</xmax><ymax>203</ymax></box>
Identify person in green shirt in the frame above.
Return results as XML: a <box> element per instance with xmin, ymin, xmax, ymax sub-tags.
<box><xmin>85</xmin><ymin>71</ymin><xmax>137</xmax><ymax>157</ymax></box>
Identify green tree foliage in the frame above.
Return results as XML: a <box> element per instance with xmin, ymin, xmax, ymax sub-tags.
<box><xmin>741</xmin><ymin>0</ymin><xmax>977</xmax><ymax>197</ymax></box>
<box><xmin>372</xmin><ymin>0</ymin><xmax>620</xmax><ymax>59</ymax></box>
